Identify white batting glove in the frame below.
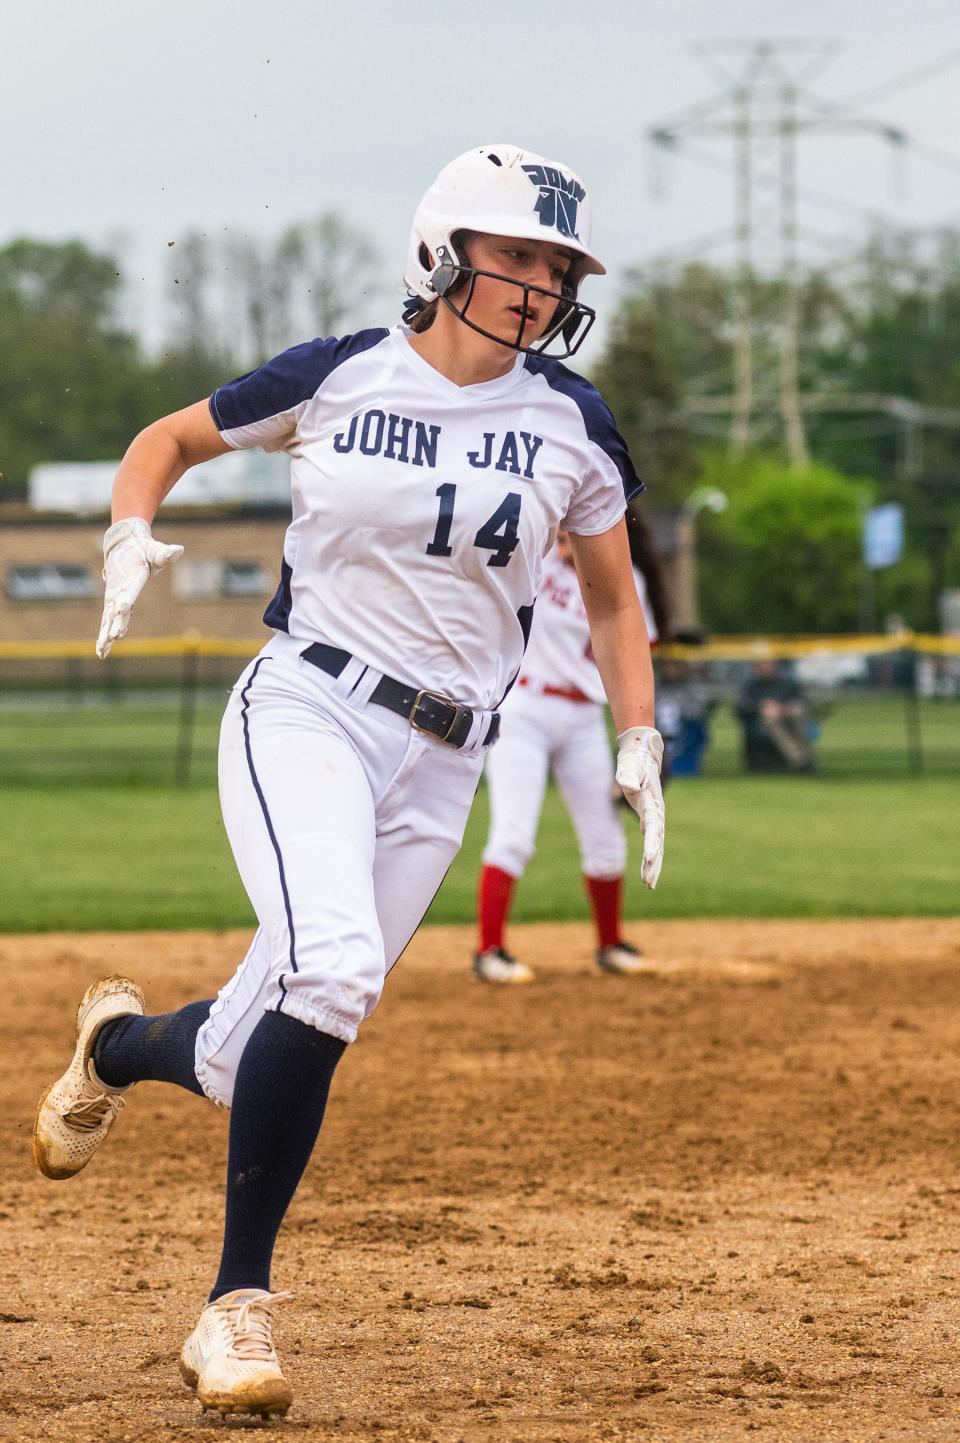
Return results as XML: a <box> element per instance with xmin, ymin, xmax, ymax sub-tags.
<box><xmin>615</xmin><ymin>726</ymin><xmax>666</xmax><ymax>890</ymax></box>
<box><xmin>96</xmin><ymin>517</ymin><xmax>184</xmax><ymax>659</ymax></box>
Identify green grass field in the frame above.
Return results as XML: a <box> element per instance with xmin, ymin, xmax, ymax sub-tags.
<box><xmin>1</xmin><ymin>689</ymin><xmax>956</xmax><ymax>786</ymax></box>
<box><xmin>1</xmin><ymin>692</ymin><xmax>956</xmax><ymax>931</ymax></box>
<box><xmin>1</xmin><ymin>700</ymin><xmax>956</xmax><ymax>930</ymax></box>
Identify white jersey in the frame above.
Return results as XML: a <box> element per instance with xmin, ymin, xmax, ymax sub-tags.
<box><xmin>210</xmin><ymin>326</ymin><xmax>641</xmax><ymax>710</ymax></box>
<box><xmin>517</xmin><ymin>549</ymin><xmax>657</xmax><ymax>704</ymax></box>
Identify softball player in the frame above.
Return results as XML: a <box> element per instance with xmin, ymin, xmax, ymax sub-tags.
<box><xmin>475</xmin><ymin>513</ymin><xmax>667</xmax><ymax>983</ymax></box>
<box><xmin>32</xmin><ymin>143</ymin><xmax>665</xmax><ymax>1419</ymax></box>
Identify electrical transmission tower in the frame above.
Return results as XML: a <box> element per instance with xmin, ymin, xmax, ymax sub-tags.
<box><xmin>649</xmin><ymin>40</ymin><xmax>906</xmax><ymax>465</ymax></box>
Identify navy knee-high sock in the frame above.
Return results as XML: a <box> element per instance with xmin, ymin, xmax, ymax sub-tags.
<box><xmin>93</xmin><ymin>1001</ymin><xmax>213</xmax><ymax>1096</ymax></box>
<box><xmin>210</xmin><ymin>1011</ymin><xmax>345</xmax><ymax>1301</ymax></box>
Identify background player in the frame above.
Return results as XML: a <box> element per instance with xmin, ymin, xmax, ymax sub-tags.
<box><xmin>475</xmin><ymin>507</ymin><xmax>670</xmax><ymax>982</ymax></box>
<box><xmin>32</xmin><ymin>144</ymin><xmax>665</xmax><ymax>1420</ymax></box>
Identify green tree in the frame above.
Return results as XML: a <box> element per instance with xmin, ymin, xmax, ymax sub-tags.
<box><xmin>173</xmin><ymin>213</ymin><xmax>382</xmax><ymax>365</ymax></box>
<box><xmin>605</xmin><ymin>240</ymin><xmax>960</xmax><ymax>626</ymax></box>
<box><xmin>0</xmin><ymin>239</ymin><xmax>157</xmax><ymax>496</ymax></box>
<box><xmin>619</xmin><ymin>260</ymin><xmax>735</xmax><ymax>397</ymax></box>
<box><xmin>590</xmin><ymin>297</ymin><xmax>697</xmax><ymax>505</ymax></box>
<box><xmin>695</xmin><ymin>451</ymin><xmax>871</xmax><ymax>633</ymax></box>
<box><xmin>0</xmin><ymin>238</ymin><xmax>119</xmax><ymax>319</ymax></box>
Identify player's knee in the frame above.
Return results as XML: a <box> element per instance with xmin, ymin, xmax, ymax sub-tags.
<box><xmin>483</xmin><ymin>838</ymin><xmax>534</xmax><ymax>876</ymax></box>
<box><xmin>581</xmin><ymin>841</ymin><xmax>627</xmax><ymax>878</ymax></box>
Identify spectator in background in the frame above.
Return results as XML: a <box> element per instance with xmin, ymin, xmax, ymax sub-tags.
<box><xmin>655</xmin><ymin>630</ymin><xmax>715</xmax><ymax>778</ymax></box>
<box><xmin>736</xmin><ymin>658</ymin><xmax>816</xmax><ymax>774</ymax></box>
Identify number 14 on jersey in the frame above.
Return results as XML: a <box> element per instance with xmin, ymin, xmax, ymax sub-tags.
<box><xmin>426</xmin><ymin>483</ymin><xmax>522</xmax><ymax>568</ymax></box>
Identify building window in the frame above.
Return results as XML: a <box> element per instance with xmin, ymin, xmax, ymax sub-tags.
<box><xmin>172</xmin><ymin>560</ymin><xmax>222</xmax><ymax>600</ymax></box>
<box><xmin>6</xmin><ymin>564</ymin><xmax>96</xmax><ymax>601</ymax></box>
<box><xmin>172</xmin><ymin>559</ymin><xmax>274</xmax><ymax>600</ymax></box>
<box><xmin>221</xmin><ymin>561</ymin><xmax>273</xmax><ymax>597</ymax></box>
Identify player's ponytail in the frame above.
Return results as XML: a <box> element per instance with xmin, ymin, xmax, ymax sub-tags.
<box><xmin>626</xmin><ymin>503</ymin><xmax>672</xmax><ymax>643</ymax></box>
<box><xmin>403</xmin><ymin>294</ymin><xmax>438</xmax><ymax>332</ymax></box>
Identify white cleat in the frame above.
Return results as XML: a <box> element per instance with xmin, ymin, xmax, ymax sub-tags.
<box><xmin>179</xmin><ymin>1289</ymin><xmax>294</xmax><ymax>1418</ymax></box>
<box><xmin>596</xmin><ymin>941</ymin><xmax>646</xmax><ymax>976</ymax></box>
<box><xmin>473</xmin><ymin>947</ymin><xmax>535</xmax><ymax>985</ymax></box>
<box><xmin>33</xmin><ymin>974</ymin><xmax>144</xmax><ymax>1180</ymax></box>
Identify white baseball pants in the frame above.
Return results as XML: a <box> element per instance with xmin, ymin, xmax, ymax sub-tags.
<box><xmin>481</xmin><ymin>688</ymin><xmax>626</xmax><ymax>881</ymax></box>
<box><xmin>195</xmin><ymin>632</ymin><xmax>485</xmax><ymax>1107</ymax></box>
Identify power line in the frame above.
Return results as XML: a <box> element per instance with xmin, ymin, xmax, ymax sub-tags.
<box><xmin>903</xmin><ymin>137</ymin><xmax>960</xmax><ymax>178</ymax></box>
<box><xmin>842</xmin><ymin>44</ymin><xmax>960</xmax><ymax>110</ymax></box>
<box><xmin>627</xmin><ymin>226</ymin><xmax>739</xmax><ymax>275</ymax></box>
<box><xmin>652</xmin><ymin>83</ymin><xmax>960</xmax><ymax>221</ymax></box>
<box><xmin>647</xmin><ymin>43</ymin><xmax>909</xmax><ymax>464</ymax></box>
<box><xmin>793</xmin><ymin>82</ymin><xmax>960</xmax><ymax>182</ymax></box>
<box><xmin>688</xmin><ymin>37</ymin><xmax>841</xmax><ymax>89</ymax></box>
<box><xmin>650</xmin><ymin>133</ymin><xmax>896</xmax><ymax>229</ymax></box>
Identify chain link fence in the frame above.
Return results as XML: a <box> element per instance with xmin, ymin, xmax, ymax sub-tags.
<box><xmin>0</xmin><ymin>634</ymin><xmax>958</xmax><ymax>786</ymax></box>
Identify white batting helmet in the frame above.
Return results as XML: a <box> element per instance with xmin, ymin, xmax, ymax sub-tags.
<box><xmin>403</xmin><ymin>143</ymin><xmax>606</xmax><ymax>357</ymax></box>
<box><xmin>406</xmin><ymin>143</ymin><xmax>605</xmax><ymax>299</ymax></box>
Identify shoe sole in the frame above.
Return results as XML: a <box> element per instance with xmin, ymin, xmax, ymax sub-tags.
<box><xmin>32</xmin><ymin>975</ymin><xmax>144</xmax><ymax>1181</ymax></box>
<box><xmin>472</xmin><ymin>968</ymin><xmax>535</xmax><ymax>985</ymax></box>
<box><xmin>32</xmin><ymin>1084</ymin><xmax>79</xmax><ymax>1180</ymax></box>
<box><xmin>180</xmin><ymin>1353</ymin><xmax>292</xmax><ymax>1417</ymax></box>
<box><xmin>199</xmin><ymin>1395</ymin><xmax>292</xmax><ymax>1419</ymax></box>
<box><xmin>178</xmin><ymin>1357</ymin><xmax>199</xmax><ymax>1391</ymax></box>
<box><xmin>473</xmin><ymin>975</ymin><xmax>535</xmax><ymax>985</ymax></box>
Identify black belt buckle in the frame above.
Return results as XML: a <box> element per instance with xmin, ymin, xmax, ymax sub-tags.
<box><xmin>409</xmin><ymin>688</ymin><xmax>464</xmax><ymax>744</ymax></box>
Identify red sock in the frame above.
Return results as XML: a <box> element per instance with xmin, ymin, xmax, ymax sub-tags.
<box><xmin>477</xmin><ymin>864</ymin><xmax>517</xmax><ymax>952</ymax></box>
<box><xmin>584</xmin><ymin>874</ymin><xmax>623</xmax><ymax>948</ymax></box>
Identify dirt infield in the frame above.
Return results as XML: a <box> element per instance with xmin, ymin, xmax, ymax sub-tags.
<box><xmin>2</xmin><ymin>919</ymin><xmax>960</xmax><ymax>1442</ymax></box>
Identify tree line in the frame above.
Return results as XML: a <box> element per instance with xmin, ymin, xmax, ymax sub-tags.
<box><xmin>1</xmin><ymin>223</ymin><xmax>957</xmax><ymax>631</ymax></box>
<box><xmin>0</xmin><ymin>218</ymin><xmax>381</xmax><ymax>502</ymax></box>
<box><xmin>584</xmin><ymin>228</ymin><xmax>960</xmax><ymax>632</ymax></box>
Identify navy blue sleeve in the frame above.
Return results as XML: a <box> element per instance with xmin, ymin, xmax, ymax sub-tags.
<box><xmin>523</xmin><ymin>355</ymin><xmax>644</xmax><ymax>501</ymax></box>
<box><xmin>209</xmin><ymin>329</ymin><xmax>390</xmax><ymax>435</ymax></box>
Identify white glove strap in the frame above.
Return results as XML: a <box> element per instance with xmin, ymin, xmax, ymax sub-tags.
<box><xmin>103</xmin><ymin>516</ymin><xmax>152</xmax><ymax>560</ymax></box>
<box><xmin>616</xmin><ymin>725</ymin><xmax>664</xmax><ymax>770</ymax></box>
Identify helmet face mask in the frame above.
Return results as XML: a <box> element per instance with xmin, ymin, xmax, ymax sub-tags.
<box><xmin>427</xmin><ymin>241</ymin><xmax>597</xmax><ymax>359</ymax></box>
<box><xmin>404</xmin><ymin>145</ymin><xmax>604</xmax><ymax>360</ymax></box>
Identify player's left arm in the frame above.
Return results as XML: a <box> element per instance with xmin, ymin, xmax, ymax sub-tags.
<box><xmin>569</xmin><ymin>520</ymin><xmax>653</xmax><ymax>732</ymax></box>
<box><xmin>570</xmin><ymin>519</ymin><xmax>665</xmax><ymax>889</ymax></box>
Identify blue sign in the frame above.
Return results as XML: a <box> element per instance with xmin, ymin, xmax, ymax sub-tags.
<box><xmin>863</xmin><ymin>503</ymin><xmax>904</xmax><ymax>570</ymax></box>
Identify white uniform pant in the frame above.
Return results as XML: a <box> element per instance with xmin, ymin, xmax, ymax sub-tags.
<box><xmin>195</xmin><ymin>633</ymin><xmax>485</xmax><ymax>1107</ymax></box>
<box><xmin>481</xmin><ymin>688</ymin><xmax>626</xmax><ymax>881</ymax></box>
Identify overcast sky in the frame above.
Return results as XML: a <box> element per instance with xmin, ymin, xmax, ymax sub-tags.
<box><xmin>6</xmin><ymin>0</ymin><xmax>960</xmax><ymax>367</ymax></box>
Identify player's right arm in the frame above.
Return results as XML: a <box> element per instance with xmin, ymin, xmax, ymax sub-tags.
<box><xmin>111</xmin><ymin>400</ymin><xmax>231</xmax><ymax>524</ymax></box>
<box><xmin>97</xmin><ymin>400</ymin><xmax>231</xmax><ymax>659</ymax></box>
